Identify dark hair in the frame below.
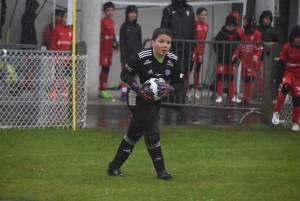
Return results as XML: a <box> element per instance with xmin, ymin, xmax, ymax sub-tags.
<box><xmin>243</xmin><ymin>14</ymin><xmax>256</xmax><ymax>35</ymax></box>
<box><xmin>152</xmin><ymin>28</ymin><xmax>172</xmax><ymax>41</ymax></box>
<box><xmin>289</xmin><ymin>25</ymin><xmax>300</xmax><ymax>46</ymax></box>
<box><xmin>196</xmin><ymin>7</ymin><xmax>207</xmax><ymax>16</ymax></box>
<box><xmin>55</xmin><ymin>9</ymin><xmax>63</xmax><ymax>17</ymax></box>
<box><xmin>103</xmin><ymin>1</ymin><xmax>115</xmax><ymax>11</ymax></box>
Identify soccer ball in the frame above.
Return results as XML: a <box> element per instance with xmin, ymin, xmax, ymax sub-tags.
<box><xmin>144</xmin><ymin>78</ymin><xmax>165</xmax><ymax>101</ymax></box>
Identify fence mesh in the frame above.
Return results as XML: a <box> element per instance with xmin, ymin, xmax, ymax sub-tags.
<box><xmin>0</xmin><ymin>51</ymin><xmax>88</xmax><ymax>129</ymax></box>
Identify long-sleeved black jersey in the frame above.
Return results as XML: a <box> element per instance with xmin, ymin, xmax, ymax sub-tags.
<box><xmin>119</xmin><ymin>20</ymin><xmax>142</xmax><ymax>66</ymax></box>
<box><xmin>121</xmin><ymin>47</ymin><xmax>184</xmax><ymax>105</ymax></box>
<box><xmin>160</xmin><ymin>2</ymin><xmax>196</xmax><ymax>51</ymax></box>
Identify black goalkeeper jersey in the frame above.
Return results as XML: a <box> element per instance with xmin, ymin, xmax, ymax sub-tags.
<box><xmin>121</xmin><ymin>47</ymin><xmax>184</xmax><ymax>105</ymax></box>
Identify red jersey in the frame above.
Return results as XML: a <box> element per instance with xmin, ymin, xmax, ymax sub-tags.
<box><xmin>42</xmin><ymin>20</ymin><xmax>60</xmax><ymax>50</ymax></box>
<box><xmin>50</xmin><ymin>23</ymin><xmax>73</xmax><ymax>51</ymax></box>
<box><xmin>194</xmin><ymin>20</ymin><xmax>208</xmax><ymax>54</ymax></box>
<box><xmin>280</xmin><ymin>43</ymin><xmax>300</xmax><ymax>77</ymax></box>
<box><xmin>235</xmin><ymin>30</ymin><xmax>263</xmax><ymax>76</ymax></box>
<box><xmin>100</xmin><ymin>17</ymin><xmax>115</xmax><ymax>55</ymax></box>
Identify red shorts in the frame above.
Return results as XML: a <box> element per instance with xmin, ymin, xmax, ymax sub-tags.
<box><xmin>216</xmin><ymin>63</ymin><xmax>236</xmax><ymax>75</ymax></box>
<box><xmin>100</xmin><ymin>53</ymin><xmax>112</xmax><ymax>66</ymax></box>
<box><xmin>191</xmin><ymin>52</ymin><xmax>203</xmax><ymax>63</ymax></box>
<box><xmin>282</xmin><ymin>72</ymin><xmax>300</xmax><ymax>97</ymax></box>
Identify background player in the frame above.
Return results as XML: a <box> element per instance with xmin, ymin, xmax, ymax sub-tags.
<box><xmin>107</xmin><ymin>28</ymin><xmax>184</xmax><ymax>180</ymax></box>
<box><xmin>232</xmin><ymin>15</ymin><xmax>263</xmax><ymax>104</ymax></box>
<box><xmin>189</xmin><ymin>7</ymin><xmax>208</xmax><ymax>99</ymax></box>
<box><xmin>99</xmin><ymin>2</ymin><xmax>118</xmax><ymax>99</ymax></box>
<box><xmin>272</xmin><ymin>25</ymin><xmax>300</xmax><ymax>131</ymax></box>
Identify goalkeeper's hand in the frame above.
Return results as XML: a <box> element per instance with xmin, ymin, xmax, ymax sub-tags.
<box><xmin>131</xmin><ymin>82</ymin><xmax>154</xmax><ymax>101</ymax></box>
<box><xmin>157</xmin><ymin>82</ymin><xmax>174</xmax><ymax>98</ymax></box>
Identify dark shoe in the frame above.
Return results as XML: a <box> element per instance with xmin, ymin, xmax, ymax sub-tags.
<box><xmin>107</xmin><ymin>162</ymin><xmax>123</xmax><ymax>176</ymax></box>
<box><xmin>157</xmin><ymin>170</ymin><xmax>173</xmax><ymax>180</ymax></box>
<box><xmin>120</xmin><ymin>94</ymin><xmax>127</xmax><ymax>101</ymax></box>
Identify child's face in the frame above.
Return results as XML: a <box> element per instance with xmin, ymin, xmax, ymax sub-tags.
<box><xmin>243</xmin><ymin>19</ymin><xmax>247</xmax><ymax>27</ymax></box>
<box><xmin>62</xmin><ymin>12</ymin><xmax>67</xmax><ymax>25</ymax></box>
<box><xmin>262</xmin><ymin>17</ymin><xmax>271</xmax><ymax>26</ymax></box>
<box><xmin>197</xmin><ymin>11</ymin><xmax>207</xmax><ymax>22</ymax></box>
<box><xmin>226</xmin><ymin>25</ymin><xmax>236</xmax><ymax>32</ymax></box>
<box><xmin>294</xmin><ymin>36</ymin><xmax>300</xmax><ymax>46</ymax></box>
<box><xmin>104</xmin><ymin>7</ymin><xmax>115</xmax><ymax>19</ymax></box>
<box><xmin>151</xmin><ymin>34</ymin><xmax>172</xmax><ymax>58</ymax></box>
<box><xmin>55</xmin><ymin>14</ymin><xmax>62</xmax><ymax>23</ymax></box>
<box><xmin>128</xmin><ymin>11</ymin><xmax>137</xmax><ymax>22</ymax></box>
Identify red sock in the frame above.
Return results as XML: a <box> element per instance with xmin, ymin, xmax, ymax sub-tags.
<box><xmin>121</xmin><ymin>82</ymin><xmax>127</xmax><ymax>95</ymax></box>
<box><xmin>194</xmin><ymin>73</ymin><xmax>200</xmax><ymax>90</ymax></box>
<box><xmin>217</xmin><ymin>80</ymin><xmax>222</xmax><ymax>97</ymax></box>
<box><xmin>274</xmin><ymin>92</ymin><xmax>287</xmax><ymax>112</ymax></box>
<box><xmin>100</xmin><ymin>71</ymin><xmax>108</xmax><ymax>91</ymax></box>
<box><xmin>228</xmin><ymin>81</ymin><xmax>235</xmax><ymax>98</ymax></box>
<box><xmin>259</xmin><ymin>77</ymin><xmax>263</xmax><ymax>96</ymax></box>
<box><xmin>292</xmin><ymin>106</ymin><xmax>300</xmax><ymax>124</ymax></box>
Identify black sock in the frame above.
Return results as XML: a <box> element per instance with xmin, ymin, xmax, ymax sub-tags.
<box><xmin>147</xmin><ymin>143</ymin><xmax>165</xmax><ymax>173</ymax></box>
<box><xmin>111</xmin><ymin>136</ymin><xmax>135</xmax><ymax>168</ymax></box>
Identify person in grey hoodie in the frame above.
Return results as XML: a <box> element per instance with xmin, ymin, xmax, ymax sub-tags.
<box><xmin>119</xmin><ymin>5</ymin><xmax>142</xmax><ymax>101</ymax></box>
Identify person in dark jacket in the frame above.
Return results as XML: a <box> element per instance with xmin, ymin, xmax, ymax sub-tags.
<box><xmin>213</xmin><ymin>15</ymin><xmax>241</xmax><ymax>103</ymax></box>
<box><xmin>161</xmin><ymin>0</ymin><xmax>196</xmax><ymax>84</ymax></box>
<box><xmin>119</xmin><ymin>5</ymin><xmax>142</xmax><ymax>101</ymax></box>
<box><xmin>20</xmin><ymin>0</ymin><xmax>39</xmax><ymax>45</ymax></box>
<box><xmin>257</xmin><ymin>10</ymin><xmax>279</xmax><ymax>101</ymax></box>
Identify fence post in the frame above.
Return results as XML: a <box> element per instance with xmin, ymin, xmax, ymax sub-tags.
<box><xmin>261</xmin><ymin>42</ymin><xmax>280</xmax><ymax>125</ymax></box>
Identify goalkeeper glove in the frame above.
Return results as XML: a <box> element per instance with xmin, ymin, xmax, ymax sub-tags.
<box><xmin>131</xmin><ymin>82</ymin><xmax>154</xmax><ymax>101</ymax></box>
<box><xmin>157</xmin><ymin>82</ymin><xmax>174</xmax><ymax>97</ymax></box>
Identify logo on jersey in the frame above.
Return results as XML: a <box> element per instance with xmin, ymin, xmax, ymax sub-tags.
<box><xmin>172</xmin><ymin>11</ymin><xmax>176</xmax><ymax>14</ymax></box>
<box><xmin>296</xmin><ymin>86</ymin><xmax>300</xmax><ymax>94</ymax></box>
<box><xmin>155</xmin><ymin>73</ymin><xmax>163</xmax><ymax>76</ymax></box>
<box><xmin>69</xmin><ymin>32</ymin><xmax>72</xmax><ymax>37</ymax></box>
<box><xmin>167</xmin><ymin>60</ymin><xmax>173</xmax><ymax>67</ymax></box>
<box><xmin>186</xmin><ymin>11</ymin><xmax>190</xmax><ymax>16</ymax></box>
<box><xmin>251</xmin><ymin>36</ymin><xmax>254</xmax><ymax>40</ymax></box>
<box><xmin>165</xmin><ymin>69</ymin><xmax>171</xmax><ymax>76</ymax></box>
<box><xmin>144</xmin><ymin>59</ymin><xmax>152</xmax><ymax>65</ymax></box>
<box><xmin>125</xmin><ymin>64</ymin><xmax>133</xmax><ymax>72</ymax></box>
<box><xmin>180</xmin><ymin>73</ymin><xmax>184</xmax><ymax>78</ymax></box>
<box><xmin>147</xmin><ymin>69</ymin><xmax>154</xmax><ymax>74</ymax></box>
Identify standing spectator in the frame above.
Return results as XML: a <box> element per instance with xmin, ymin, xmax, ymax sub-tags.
<box><xmin>257</xmin><ymin>10</ymin><xmax>279</xmax><ymax>101</ymax></box>
<box><xmin>99</xmin><ymin>2</ymin><xmax>118</xmax><ymax>99</ymax></box>
<box><xmin>189</xmin><ymin>7</ymin><xmax>208</xmax><ymax>98</ymax></box>
<box><xmin>229</xmin><ymin>11</ymin><xmax>243</xmax><ymax>38</ymax></box>
<box><xmin>214</xmin><ymin>15</ymin><xmax>241</xmax><ymax>103</ymax></box>
<box><xmin>232</xmin><ymin>15</ymin><xmax>263</xmax><ymax>104</ymax></box>
<box><xmin>42</xmin><ymin>9</ymin><xmax>63</xmax><ymax>50</ymax></box>
<box><xmin>20</xmin><ymin>0</ymin><xmax>39</xmax><ymax>45</ymax></box>
<box><xmin>50</xmin><ymin>10</ymin><xmax>73</xmax><ymax>99</ymax></box>
<box><xmin>272</xmin><ymin>25</ymin><xmax>300</xmax><ymax>131</ymax></box>
<box><xmin>107</xmin><ymin>28</ymin><xmax>184</xmax><ymax>180</ymax></box>
<box><xmin>161</xmin><ymin>0</ymin><xmax>196</xmax><ymax>88</ymax></box>
<box><xmin>119</xmin><ymin>5</ymin><xmax>142</xmax><ymax>101</ymax></box>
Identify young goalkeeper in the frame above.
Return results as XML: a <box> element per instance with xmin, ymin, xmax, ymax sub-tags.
<box><xmin>107</xmin><ymin>27</ymin><xmax>184</xmax><ymax>180</ymax></box>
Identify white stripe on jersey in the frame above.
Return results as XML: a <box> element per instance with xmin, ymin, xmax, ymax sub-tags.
<box><xmin>167</xmin><ymin>52</ymin><xmax>178</xmax><ymax>60</ymax></box>
<box><xmin>138</xmin><ymin>50</ymin><xmax>152</xmax><ymax>58</ymax></box>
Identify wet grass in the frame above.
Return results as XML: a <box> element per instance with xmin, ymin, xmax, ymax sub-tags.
<box><xmin>0</xmin><ymin>124</ymin><xmax>299</xmax><ymax>201</ymax></box>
